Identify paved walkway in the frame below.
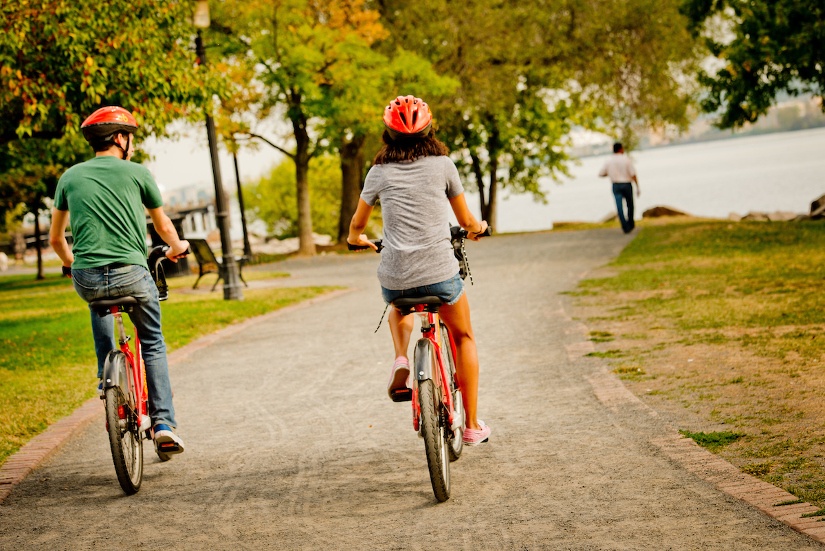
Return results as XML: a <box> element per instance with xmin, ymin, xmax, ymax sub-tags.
<box><xmin>0</xmin><ymin>229</ymin><xmax>822</xmax><ymax>549</ymax></box>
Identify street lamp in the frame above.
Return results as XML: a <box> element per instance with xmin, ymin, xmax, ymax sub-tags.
<box><xmin>194</xmin><ymin>1</ymin><xmax>243</xmax><ymax>300</ymax></box>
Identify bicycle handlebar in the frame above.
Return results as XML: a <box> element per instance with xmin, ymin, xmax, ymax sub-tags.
<box><xmin>347</xmin><ymin>224</ymin><xmax>492</xmax><ymax>253</ymax></box>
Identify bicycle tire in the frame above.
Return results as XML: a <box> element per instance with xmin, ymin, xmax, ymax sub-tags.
<box><xmin>104</xmin><ymin>355</ymin><xmax>143</xmax><ymax>495</ymax></box>
<box><xmin>440</xmin><ymin>322</ymin><xmax>464</xmax><ymax>462</ymax></box>
<box><xmin>416</xmin><ymin>338</ymin><xmax>451</xmax><ymax>502</ymax></box>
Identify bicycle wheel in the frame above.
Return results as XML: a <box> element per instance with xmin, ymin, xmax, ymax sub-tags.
<box><xmin>416</xmin><ymin>338</ymin><xmax>450</xmax><ymax>502</ymax></box>
<box><xmin>440</xmin><ymin>322</ymin><xmax>464</xmax><ymax>461</ymax></box>
<box><xmin>104</xmin><ymin>354</ymin><xmax>143</xmax><ymax>495</ymax></box>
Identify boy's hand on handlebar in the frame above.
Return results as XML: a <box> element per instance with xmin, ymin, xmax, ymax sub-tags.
<box><xmin>166</xmin><ymin>240</ymin><xmax>190</xmax><ymax>262</ymax></box>
<box><xmin>467</xmin><ymin>220</ymin><xmax>489</xmax><ymax>241</ymax></box>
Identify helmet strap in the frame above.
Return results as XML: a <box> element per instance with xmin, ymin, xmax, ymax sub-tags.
<box><xmin>112</xmin><ymin>133</ymin><xmax>131</xmax><ymax>160</ymax></box>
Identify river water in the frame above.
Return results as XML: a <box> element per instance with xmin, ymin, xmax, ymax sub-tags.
<box><xmin>482</xmin><ymin>127</ymin><xmax>825</xmax><ymax>232</ymax></box>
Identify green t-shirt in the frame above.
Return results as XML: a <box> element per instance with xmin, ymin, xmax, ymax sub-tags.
<box><xmin>54</xmin><ymin>156</ymin><xmax>164</xmax><ymax>269</ymax></box>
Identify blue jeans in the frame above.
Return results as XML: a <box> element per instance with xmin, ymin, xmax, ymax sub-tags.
<box><xmin>381</xmin><ymin>273</ymin><xmax>465</xmax><ymax>306</ymax></box>
<box><xmin>72</xmin><ymin>264</ymin><xmax>177</xmax><ymax>428</ymax></box>
<box><xmin>612</xmin><ymin>182</ymin><xmax>635</xmax><ymax>233</ymax></box>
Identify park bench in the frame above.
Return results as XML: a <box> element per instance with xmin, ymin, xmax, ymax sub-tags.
<box><xmin>188</xmin><ymin>238</ymin><xmax>249</xmax><ymax>291</ymax></box>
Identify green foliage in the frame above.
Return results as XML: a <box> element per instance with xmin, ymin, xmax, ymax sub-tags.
<box><xmin>378</xmin><ymin>0</ymin><xmax>700</xmax><ymax>221</ymax></box>
<box><xmin>0</xmin><ymin>0</ymin><xmax>222</xmax><ymax>243</ymax></box>
<box><xmin>245</xmin><ymin>155</ymin><xmax>342</xmax><ymax>239</ymax></box>
<box><xmin>679</xmin><ymin>429</ymin><xmax>745</xmax><ymax>451</ymax></box>
<box><xmin>683</xmin><ymin>0</ymin><xmax>825</xmax><ymax>128</ymax></box>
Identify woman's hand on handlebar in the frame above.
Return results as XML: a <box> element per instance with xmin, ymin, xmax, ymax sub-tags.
<box><xmin>347</xmin><ymin>234</ymin><xmax>379</xmax><ymax>252</ymax></box>
<box><xmin>466</xmin><ymin>220</ymin><xmax>489</xmax><ymax>241</ymax></box>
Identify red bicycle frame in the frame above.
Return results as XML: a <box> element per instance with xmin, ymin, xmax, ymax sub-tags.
<box><xmin>410</xmin><ymin>305</ymin><xmax>459</xmax><ymax>432</ymax></box>
<box><xmin>111</xmin><ymin>305</ymin><xmax>148</xmax><ymax>427</ymax></box>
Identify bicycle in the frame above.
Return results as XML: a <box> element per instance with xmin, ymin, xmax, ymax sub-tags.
<box><xmin>81</xmin><ymin>246</ymin><xmax>175</xmax><ymax>495</ymax></box>
<box><xmin>350</xmin><ymin>225</ymin><xmax>490</xmax><ymax>502</ymax></box>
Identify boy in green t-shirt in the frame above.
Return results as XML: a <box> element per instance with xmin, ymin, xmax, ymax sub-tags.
<box><xmin>49</xmin><ymin>106</ymin><xmax>189</xmax><ymax>460</ymax></box>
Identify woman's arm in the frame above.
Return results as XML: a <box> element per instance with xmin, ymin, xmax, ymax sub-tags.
<box><xmin>347</xmin><ymin>199</ymin><xmax>378</xmax><ymax>250</ymax></box>
<box><xmin>448</xmin><ymin>193</ymin><xmax>488</xmax><ymax>241</ymax></box>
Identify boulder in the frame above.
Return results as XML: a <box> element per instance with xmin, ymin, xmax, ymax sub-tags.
<box><xmin>766</xmin><ymin>211</ymin><xmax>799</xmax><ymax>222</ymax></box>
<box><xmin>812</xmin><ymin>194</ymin><xmax>825</xmax><ymax>219</ymax></box>
<box><xmin>642</xmin><ymin>206</ymin><xmax>689</xmax><ymax>218</ymax></box>
<box><xmin>741</xmin><ymin>212</ymin><xmax>770</xmax><ymax>221</ymax></box>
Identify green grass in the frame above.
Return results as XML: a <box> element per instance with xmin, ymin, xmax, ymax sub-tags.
<box><xmin>679</xmin><ymin>430</ymin><xmax>745</xmax><ymax>452</ymax></box>
<box><xmin>0</xmin><ymin>270</ymin><xmax>334</xmax><ymax>467</ymax></box>
<box><xmin>580</xmin><ymin>220</ymin><xmax>825</xmax><ymax>362</ymax></box>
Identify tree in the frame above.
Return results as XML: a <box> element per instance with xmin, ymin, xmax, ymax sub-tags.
<box><xmin>211</xmin><ymin>0</ymin><xmax>388</xmax><ymax>256</ymax></box>
<box><xmin>378</xmin><ymin>0</ymin><xmax>700</xmax><ymax>225</ymax></box>
<box><xmin>682</xmin><ymin>0</ymin><xmax>825</xmax><ymax>128</ymax></box>
<box><xmin>244</xmin><ymin>154</ymin><xmax>342</xmax><ymax>239</ymax></box>
<box><xmin>320</xmin><ymin>48</ymin><xmax>456</xmax><ymax>244</ymax></box>
<box><xmin>0</xmin><ymin>0</ymin><xmax>218</xmax><ymax>277</ymax></box>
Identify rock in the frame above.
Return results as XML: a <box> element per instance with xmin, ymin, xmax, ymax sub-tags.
<box><xmin>728</xmin><ymin>213</ymin><xmax>743</xmax><ymax>222</ymax></box>
<box><xmin>741</xmin><ymin>212</ymin><xmax>770</xmax><ymax>221</ymax></box>
<box><xmin>642</xmin><ymin>206</ymin><xmax>689</xmax><ymax>218</ymax></box>
<box><xmin>766</xmin><ymin>211</ymin><xmax>798</xmax><ymax>222</ymax></box>
<box><xmin>812</xmin><ymin>194</ymin><xmax>825</xmax><ymax>218</ymax></box>
<box><xmin>0</xmin><ymin>252</ymin><xmax>7</xmax><ymax>272</ymax></box>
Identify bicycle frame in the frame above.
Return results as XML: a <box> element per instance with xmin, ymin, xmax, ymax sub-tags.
<box><xmin>410</xmin><ymin>306</ymin><xmax>459</xmax><ymax>433</ymax></box>
<box><xmin>106</xmin><ymin>306</ymin><xmax>148</xmax><ymax>429</ymax></box>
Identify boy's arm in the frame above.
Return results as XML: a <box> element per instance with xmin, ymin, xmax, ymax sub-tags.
<box><xmin>48</xmin><ymin>209</ymin><xmax>74</xmax><ymax>269</ymax></box>
<box><xmin>147</xmin><ymin>207</ymin><xmax>189</xmax><ymax>260</ymax></box>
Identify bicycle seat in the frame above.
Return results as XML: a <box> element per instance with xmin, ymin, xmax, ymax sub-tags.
<box><xmin>392</xmin><ymin>296</ymin><xmax>444</xmax><ymax>315</ymax></box>
<box><xmin>89</xmin><ymin>296</ymin><xmax>139</xmax><ymax>316</ymax></box>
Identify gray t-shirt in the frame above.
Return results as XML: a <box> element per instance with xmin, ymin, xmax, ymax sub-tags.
<box><xmin>361</xmin><ymin>155</ymin><xmax>465</xmax><ymax>290</ymax></box>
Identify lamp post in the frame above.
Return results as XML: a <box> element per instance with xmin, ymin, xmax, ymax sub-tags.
<box><xmin>194</xmin><ymin>1</ymin><xmax>242</xmax><ymax>300</ymax></box>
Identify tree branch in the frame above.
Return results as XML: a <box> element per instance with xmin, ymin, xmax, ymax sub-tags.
<box><xmin>236</xmin><ymin>132</ymin><xmax>295</xmax><ymax>159</ymax></box>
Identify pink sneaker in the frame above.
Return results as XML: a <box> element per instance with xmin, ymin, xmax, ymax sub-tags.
<box><xmin>463</xmin><ymin>420</ymin><xmax>491</xmax><ymax>445</ymax></box>
<box><xmin>387</xmin><ymin>358</ymin><xmax>411</xmax><ymax>402</ymax></box>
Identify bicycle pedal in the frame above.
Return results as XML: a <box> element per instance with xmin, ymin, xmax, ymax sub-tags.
<box><xmin>156</xmin><ymin>442</ymin><xmax>182</xmax><ymax>453</ymax></box>
<box><xmin>389</xmin><ymin>388</ymin><xmax>412</xmax><ymax>402</ymax></box>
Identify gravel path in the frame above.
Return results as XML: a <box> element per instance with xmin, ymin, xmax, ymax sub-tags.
<box><xmin>1</xmin><ymin>229</ymin><xmax>821</xmax><ymax>550</ymax></box>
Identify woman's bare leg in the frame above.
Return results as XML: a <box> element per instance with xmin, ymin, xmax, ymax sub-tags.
<box><xmin>388</xmin><ymin>307</ymin><xmax>414</xmax><ymax>360</ymax></box>
<box><xmin>439</xmin><ymin>293</ymin><xmax>481</xmax><ymax>430</ymax></box>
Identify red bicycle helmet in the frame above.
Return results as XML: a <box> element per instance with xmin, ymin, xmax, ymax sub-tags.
<box><xmin>81</xmin><ymin>106</ymin><xmax>138</xmax><ymax>142</ymax></box>
<box><xmin>383</xmin><ymin>95</ymin><xmax>432</xmax><ymax>139</ymax></box>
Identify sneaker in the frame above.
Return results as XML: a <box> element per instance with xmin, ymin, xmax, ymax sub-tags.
<box><xmin>463</xmin><ymin>420</ymin><xmax>491</xmax><ymax>446</ymax></box>
<box><xmin>153</xmin><ymin>423</ymin><xmax>185</xmax><ymax>461</ymax></box>
<box><xmin>387</xmin><ymin>358</ymin><xmax>411</xmax><ymax>402</ymax></box>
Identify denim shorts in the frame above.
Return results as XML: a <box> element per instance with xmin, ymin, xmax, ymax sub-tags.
<box><xmin>381</xmin><ymin>273</ymin><xmax>464</xmax><ymax>306</ymax></box>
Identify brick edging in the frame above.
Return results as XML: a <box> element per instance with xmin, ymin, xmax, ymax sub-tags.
<box><xmin>0</xmin><ymin>288</ymin><xmax>351</xmax><ymax>504</ymax></box>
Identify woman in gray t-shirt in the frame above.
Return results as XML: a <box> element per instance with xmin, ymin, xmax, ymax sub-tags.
<box><xmin>347</xmin><ymin>95</ymin><xmax>491</xmax><ymax>446</ymax></box>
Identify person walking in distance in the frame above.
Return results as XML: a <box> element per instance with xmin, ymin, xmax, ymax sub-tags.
<box><xmin>348</xmin><ymin>95</ymin><xmax>491</xmax><ymax>445</ymax></box>
<box><xmin>599</xmin><ymin>142</ymin><xmax>640</xmax><ymax>233</ymax></box>
<box><xmin>49</xmin><ymin>106</ymin><xmax>189</xmax><ymax>459</ymax></box>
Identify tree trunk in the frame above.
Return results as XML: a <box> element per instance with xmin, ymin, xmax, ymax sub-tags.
<box><xmin>486</xmin><ymin>157</ymin><xmax>498</xmax><ymax>228</ymax></box>
<box><xmin>484</xmin><ymin>118</ymin><xmax>501</xmax><ymax>228</ymax></box>
<box><xmin>337</xmin><ymin>136</ymin><xmax>366</xmax><ymax>244</ymax></box>
<box><xmin>291</xmin><ymin>110</ymin><xmax>316</xmax><ymax>256</ymax></box>
<box><xmin>33</xmin><ymin>208</ymin><xmax>44</xmax><ymax>280</ymax></box>
<box><xmin>469</xmin><ymin>151</ymin><xmax>487</xmax><ymax>218</ymax></box>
